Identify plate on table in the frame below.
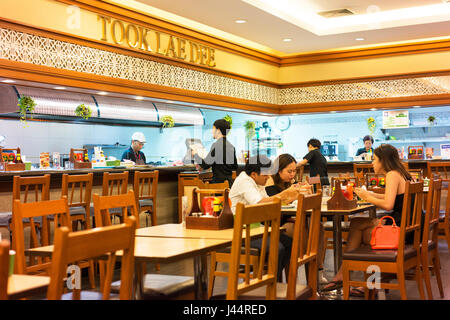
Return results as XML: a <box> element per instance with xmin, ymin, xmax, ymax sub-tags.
<box><xmin>282</xmin><ymin>204</ymin><xmax>297</xmax><ymax>209</ymax></box>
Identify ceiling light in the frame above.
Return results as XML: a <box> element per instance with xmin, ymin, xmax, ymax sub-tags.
<box><xmin>1</xmin><ymin>79</ymin><xmax>15</xmax><ymax>83</ymax></box>
<box><xmin>283</xmin><ymin>38</ymin><xmax>292</xmax><ymax>42</ymax></box>
<box><xmin>98</xmin><ymin>91</ymin><xmax>108</xmax><ymax>95</ymax></box>
<box><xmin>355</xmin><ymin>37</ymin><xmax>365</xmax><ymax>41</ymax></box>
<box><xmin>235</xmin><ymin>19</ymin><xmax>247</xmax><ymax>24</ymax></box>
<box><xmin>135</xmin><ymin>96</ymin><xmax>144</xmax><ymax>100</ymax></box>
<box><xmin>329</xmin><ymin>111</ymin><xmax>337</xmax><ymax>113</ymax></box>
<box><xmin>370</xmin><ymin>108</ymin><xmax>377</xmax><ymax>111</ymax></box>
<box><xmin>412</xmin><ymin>105</ymin><xmax>421</xmax><ymax>108</ymax></box>
<box><xmin>54</xmin><ymin>86</ymin><xmax>66</xmax><ymax>90</ymax></box>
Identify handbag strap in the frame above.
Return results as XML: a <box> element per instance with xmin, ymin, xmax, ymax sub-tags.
<box><xmin>378</xmin><ymin>215</ymin><xmax>398</xmax><ymax>227</ymax></box>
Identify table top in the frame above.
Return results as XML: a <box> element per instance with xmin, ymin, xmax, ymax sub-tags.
<box><xmin>8</xmin><ymin>274</ymin><xmax>50</xmax><ymax>300</ymax></box>
<box><xmin>281</xmin><ymin>203</ymin><xmax>376</xmax><ymax>216</ymax></box>
<box><xmin>27</xmin><ymin>237</ymin><xmax>232</xmax><ymax>264</ymax></box>
<box><xmin>135</xmin><ymin>223</ymin><xmax>268</xmax><ymax>240</ymax></box>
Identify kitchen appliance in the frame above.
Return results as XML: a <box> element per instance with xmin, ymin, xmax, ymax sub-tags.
<box><xmin>321</xmin><ymin>140</ymin><xmax>339</xmax><ymax>161</ymax></box>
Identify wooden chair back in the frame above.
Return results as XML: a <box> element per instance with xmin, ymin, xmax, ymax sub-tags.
<box><xmin>102</xmin><ymin>171</ymin><xmax>129</xmax><ymax>196</ymax></box>
<box><xmin>226</xmin><ymin>198</ymin><xmax>281</xmax><ymax>300</ymax></box>
<box><xmin>427</xmin><ymin>162</ymin><xmax>450</xmax><ymax>180</ymax></box>
<box><xmin>93</xmin><ymin>190</ymin><xmax>140</xmax><ymax>228</ymax></box>
<box><xmin>133</xmin><ymin>171</ymin><xmax>159</xmax><ymax>205</ymax></box>
<box><xmin>353</xmin><ymin>163</ymin><xmax>374</xmax><ymax>181</ymax></box>
<box><xmin>423</xmin><ymin>179</ymin><xmax>442</xmax><ymax>247</ymax></box>
<box><xmin>402</xmin><ymin>161</ymin><xmax>409</xmax><ymax>170</ymax></box>
<box><xmin>296</xmin><ymin>166</ymin><xmax>304</xmax><ymax>183</ymax></box>
<box><xmin>13</xmin><ymin>175</ymin><xmax>50</xmax><ymax>204</ymax></box>
<box><xmin>306</xmin><ymin>175</ymin><xmax>321</xmax><ymax>193</ymax></box>
<box><xmin>398</xmin><ymin>181</ymin><xmax>424</xmax><ymax>258</ymax></box>
<box><xmin>61</xmin><ymin>173</ymin><xmax>93</xmax><ymax>228</ymax></box>
<box><xmin>287</xmin><ymin>192</ymin><xmax>322</xmax><ymax>300</ymax></box>
<box><xmin>47</xmin><ymin>216</ymin><xmax>136</xmax><ymax>300</ymax></box>
<box><xmin>0</xmin><ymin>240</ymin><xmax>9</xmax><ymax>300</ymax></box>
<box><xmin>12</xmin><ymin>198</ymin><xmax>70</xmax><ymax>275</ymax></box>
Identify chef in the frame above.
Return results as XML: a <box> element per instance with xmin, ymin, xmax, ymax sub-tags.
<box><xmin>121</xmin><ymin>132</ymin><xmax>147</xmax><ymax>165</ymax></box>
<box><xmin>355</xmin><ymin>135</ymin><xmax>374</xmax><ymax>157</ymax></box>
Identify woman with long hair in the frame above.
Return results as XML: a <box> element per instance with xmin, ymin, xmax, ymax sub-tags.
<box><xmin>323</xmin><ymin>144</ymin><xmax>413</xmax><ymax>295</ymax></box>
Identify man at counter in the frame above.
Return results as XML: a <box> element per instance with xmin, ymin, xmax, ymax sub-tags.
<box><xmin>121</xmin><ymin>132</ymin><xmax>147</xmax><ymax>165</ymax></box>
<box><xmin>355</xmin><ymin>135</ymin><xmax>374</xmax><ymax>157</ymax></box>
<box><xmin>192</xmin><ymin>119</ymin><xmax>237</xmax><ymax>186</ymax></box>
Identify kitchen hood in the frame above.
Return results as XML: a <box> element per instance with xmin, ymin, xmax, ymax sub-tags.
<box><xmin>0</xmin><ymin>84</ymin><xmax>204</xmax><ymax>126</ymax></box>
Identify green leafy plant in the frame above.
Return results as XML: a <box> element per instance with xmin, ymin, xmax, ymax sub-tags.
<box><xmin>427</xmin><ymin>115</ymin><xmax>436</xmax><ymax>126</ymax></box>
<box><xmin>367</xmin><ymin>117</ymin><xmax>376</xmax><ymax>135</ymax></box>
<box><xmin>223</xmin><ymin>114</ymin><xmax>233</xmax><ymax>129</ymax></box>
<box><xmin>160</xmin><ymin>115</ymin><xmax>175</xmax><ymax>128</ymax></box>
<box><xmin>75</xmin><ymin>104</ymin><xmax>92</xmax><ymax>120</ymax></box>
<box><xmin>244</xmin><ymin>121</ymin><xmax>256</xmax><ymax>140</ymax></box>
<box><xmin>18</xmin><ymin>96</ymin><xmax>37</xmax><ymax>124</ymax></box>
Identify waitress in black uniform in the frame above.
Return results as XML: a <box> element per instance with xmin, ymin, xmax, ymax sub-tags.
<box><xmin>121</xmin><ymin>132</ymin><xmax>147</xmax><ymax>165</ymax></box>
<box><xmin>192</xmin><ymin>119</ymin><xmax>238</xmax><ymax>187</ymax></box>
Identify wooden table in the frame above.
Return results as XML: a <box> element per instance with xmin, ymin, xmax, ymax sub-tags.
<box><xmin>8</xmin><ymin>274</ymin><xmax>50</xmax><ymax>300</ymax></box>
<box><xmin>282</xmin><ymin>203</ymin><xmax>377</xmax><ymax>273</ymax></box>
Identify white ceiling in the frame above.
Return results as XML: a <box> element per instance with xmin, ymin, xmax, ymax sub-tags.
<box><xmin>118</xmin><ymin>0</ymin><xmax>450</xmax><ymax>54</ymax></box>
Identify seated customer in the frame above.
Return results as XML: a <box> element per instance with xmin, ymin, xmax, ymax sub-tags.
<box><xmin>265</xmin><ymin>153</ymin><xmax>329</xmax><ymax>284</ymax></box>
<box><xmin>229</xmin><ymin>154</ymin><xmax>300</xmax><ymax>281</ymax></box>
<box><xmin>297</xmin><ymin>138</ymin><xmax>330</xmax><ymax>186</ymax></box>
<box><xmin>323</xmin><ymin>144</ymin><xmax>413</xmax><ymax>295</ymax></box>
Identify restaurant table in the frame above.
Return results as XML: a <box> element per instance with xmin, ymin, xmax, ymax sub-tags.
<box><xmin>8</xmin><ymin>274</ymin><xmax>50</xmax><ymax>300</ymax></box>
<box><xmin>282</xmin><ymin>203</ymin><xmax>376</xmax><ymax>273</ymax></box>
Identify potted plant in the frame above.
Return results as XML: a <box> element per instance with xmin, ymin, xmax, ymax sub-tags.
<box><xmin>18</xmin><ymin>96</ymin><xmax>37</xmax><ymax>124</ymax></box>
<box><xmin>75</xmin><ymin>104</ymin><xmax>92</xmax><ymax>120</ymax></box>
<box><xmin>427</xmin><ymin>115</ymin><xmax>436</xmax><ymax>126</ymax></box>
<box><xmin>244</xmin><ymin>121</ymin><xmax>256</xmax><ymax>155</ymax></box>
<box><xmin>224</xmin><ymin>114</ymin><xmax>233</xmax><ymax>130</ymax></box>
<box><xmin>160</xmin><ymin>115</ymin><xmax>175</xmax><ymax>128</ymax></box>
<box><xmin>367</xmin><ymin>117</ymin><xmax>376</xmax><ymax>135</ymax></box>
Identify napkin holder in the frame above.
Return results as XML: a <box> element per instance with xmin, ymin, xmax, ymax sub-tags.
<box><xmin>70</xmin><ymin>148</ymin><xmax>92</xmax><ymax>169</ymax></box>
<box><xmin>327</xmin><ymin>180</ymin><xmax>357</xmax><ymax>210</ymax></box>
<box><xmin>0</xmin><ymin>147</ymin><xmax>25</xmax><ymax>171</ymax></box>
<box><xmin>186</xmin><ymin>188</ymin><xmax>234</xmax><ymax>230</ymax></box>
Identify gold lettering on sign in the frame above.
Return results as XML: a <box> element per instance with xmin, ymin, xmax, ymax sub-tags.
<box><xmin>97</xmin><ymin>15</ymin><xmax>216</xmax><ymax>67</ymax></box>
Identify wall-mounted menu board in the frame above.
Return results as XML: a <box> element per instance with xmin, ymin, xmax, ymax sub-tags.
<box><xmin>382</xmin><ymin>110</ymin><xmax>409</xmax><ymax>128</ymax></box>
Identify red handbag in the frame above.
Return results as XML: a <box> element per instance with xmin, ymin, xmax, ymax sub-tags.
<box><xmin>370</xmin><ymin>216</ymin><xmax>400</xmax><ymax>250</ymax></box>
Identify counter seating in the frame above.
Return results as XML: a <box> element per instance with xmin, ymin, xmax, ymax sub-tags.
<box><xmin>12</xmin><ymin>198</ymin><xmax>70</xmax><ymax>276</ymax></box>
<box><xmin>61</xmin><ymin>173</ymin><xmax>96</xmax><ymax>289</ymax></box>
<box><xmin>427</xmin><ymin>162</ymin><xmax>450</xmax><ymax>180</ymax></box>
<box><xmin>47</xmin><ymin>217</ymin><xmax>136</xmax><ymax>300</ymax></box>
<box><xmin>133</xmin><ymin>170</ymin><xmax>159</xmax><ymax>228</ymax></box>
<box><xmin>342</xmin><ymin>181</ymin><xmax>426</xmax><ymax>300</ymax></box>
<box><xmin>0</xmin><ymin>240</ymin><xmax>9</xmax><ymax>300</ymax></box>
<box><xmin>101</xmin><ymin>171</ymin><xmax>129</xmax><ymax>224</ymax></box>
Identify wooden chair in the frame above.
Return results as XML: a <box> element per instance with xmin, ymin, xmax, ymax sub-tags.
<box><xmin>101</xmin><ymin>171</ymin><xmax>129</xmax><ymax>224</ymax></box>
<box><xmin>296</xmin><ymin>166</ymin><xmax>304</xmax><ymax>183</ymax></box>
<box><xmin>286</xmin><ymin>192</ymin><xmax>323</xmax><ymax>300</ymax></box>
<box><xmin>342</xmin><ymin>181</ymin><xmax>426</xmax><ymax>300</ymax></box>
<box><xmin>47</xmin><ymin>216</ymin><xmax>136</xmax><ymax>300</ymax></box>
<box><xmin>353</xmin><ymin>163</ymin><xmax>374</xmax><ymax>183</ymax></box>
<box><xmin>7</xmin><ymin>175</ymin><xmax>51</xmax><ymax>246</ymax></box>
<box><xmin>12</xmin><ymin>198</ymin><xmax>70</xmax><ymax>276</ymax></box>
<box><xmin>439</xmin><ymin>179</ymin><xmax>450</xmax><ymax>252</ymax></box>
<box><xmin>0</xmin><ymin>240</ymin><xmax>9</xmax><ymax>300</ymax></box>
<box><xmin>61</xmin><ymin>173</ymin><xmax>95</xmax><ymax>289</ymax></box>
<box><xmin>306</xmin><ymin>175</ymin><xmax>321</xmax><ymax>193</ymax></box>
<box><xmin>420</xmin><ymin>179</ymin><xmax>444</xmax><ymax>299</ymax></box>
<box><xmin>427</xmin><ymin>162</ymin><xmax>450</xmax><ymax>180</ymax></box>
<box><xmin>93</xmin><ymin>190</ymin><xmax>140</xmax><ymax>229</ymax></box>
<box><xmin>225</xmin><ymin>198</ymin><xmax>282</xmax><ymax>300</ymax></box>
<box><xmin>133</xmin><ymin>170</ymin><xmax>159</xmax><ymax>227</ymax></box>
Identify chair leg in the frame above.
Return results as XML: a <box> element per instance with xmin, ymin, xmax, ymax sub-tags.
<box><xmin>150</xmin><ymin>209</ymin><xmax>157</xmax><ymax>227</ymax></box>
<box><xmin>88</xmin><ymin>259</ymin><xmax>96</xmax><ymax>289</ymax></box>
<box><xmin>397</xmin><ymin>266</ymin><xmax>408</xmax><ymax>300</ymax></box>
<box><xmin>432</xmin><ymin>252</ymin><xmax>445</xmax><ymax>298</ymax></box>
<box><xmin>414</xmin><ymin>259</ymin><xmax>426</xmax><ymax>300</ymax></box>
<box><xmin>422</xmin><ymin>253</ymin><xmax>433</xmax><ymax>300</ymax></box>
<box><xmin>208</xmin><ymin>252</ymin><xmax>217</xmax><ymax>299</ymax></box>
<box><xmin>444</xmin><ymin>227</ymin><xmax>450</xmax><ymax>252</ymax></box>
<box><xmin>342</xmin><ymin>262</ymin><xmax>350</xmax><ymax>300</ymax></box>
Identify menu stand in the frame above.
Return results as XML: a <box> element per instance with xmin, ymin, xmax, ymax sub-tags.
<box><xmin>186</xmin><ymin>188</ymin><xmax>234</xmax><ymax>230</ymax></box>
<box><xmin>0</xmin><ymin>147</ymin><xmax>25</xmax><ymax>171</ymax></box>
<box><xmin>69</xmin><ymin>148</ymin><xmax>92</xmax><ymax>169</ymax></box>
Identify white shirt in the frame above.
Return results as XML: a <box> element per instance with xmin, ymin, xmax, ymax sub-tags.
<box><xmin>229</xmin><ymin>172</ymin><xmax>268</xmax><ymax>214</ymax></box>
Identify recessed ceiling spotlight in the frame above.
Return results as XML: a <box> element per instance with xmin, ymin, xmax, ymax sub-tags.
<box><xmin>370</xmin><ymin>108</ymin><xmax>377</xmax><ymax>111</ymax></box>
<box><xmin>235</xmin><ymin>19</ymin><xmax>247</xmax><ymax>24</ymax></box>
<box><xmin>1</xmin><ymin>79</ymin><xmax>15</xmax><ymax>83</ymax></box>
<box><xmin>54</xmin><ymin>86</ymin><xmax>66</xmax><ymax>90</ymax></box>
<box><xmin>329</xmin><ymin>111</ymin><xmax>337</xmax><ymax>113</ymax></box>
<box><xmin>283</xmin><ymin>38</ymin><xmax>292</xmax><ymax>42</ymax></box>
<box><xmin>135</xmin><ymin>96</ymin><xmax>144</xmax><ymax>100</ymax></box>
<box><xmin>412</xmin><ymin>105</ymin><xmax>421</xmax><ymax>108</ymax></box>
<box><xmin>355</xmin><ymin>37</ymin><xmax>365</xmax><ymax>41</ymax></box>
<box><xmin>98</xmin><ymin>91</ymin><xmax>108</xmax><ymax>95</ymax></box>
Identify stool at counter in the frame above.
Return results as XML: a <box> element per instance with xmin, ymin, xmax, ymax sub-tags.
<box><xmin>101</xmin><ymin>171</ymin><xmax>129</xmax><ymax>224</ymax></box>
<box><xmin>133</xmin><ymin>170</ymin><xmax>159</xmax><ymax>228</ymax></box>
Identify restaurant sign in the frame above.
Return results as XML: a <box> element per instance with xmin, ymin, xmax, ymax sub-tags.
<box><xmin>98</xmin><ymin>15</ymin><xmax>216</xmax><ymax>68</ymax></box>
